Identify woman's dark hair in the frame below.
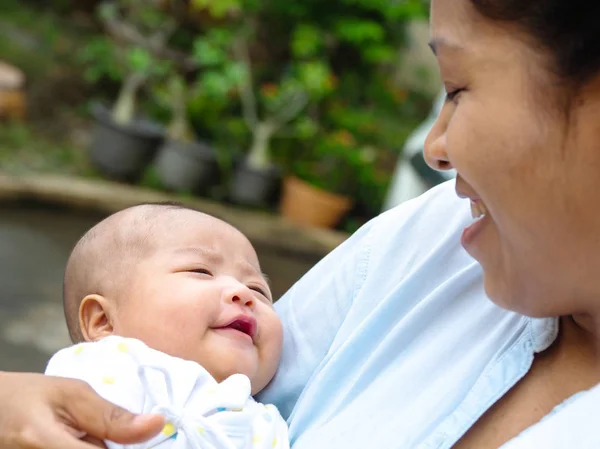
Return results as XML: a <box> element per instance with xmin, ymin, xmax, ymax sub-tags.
<box><xmin>471</xmin><ymin>0</ymin><xmax>600</xmax><ymax>87</ymax></box>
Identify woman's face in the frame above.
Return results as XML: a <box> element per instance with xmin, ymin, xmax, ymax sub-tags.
<box><xmin>425</xmin><ymin>0</ymin><xmax>600</xmax><ymax>317</ymax></box>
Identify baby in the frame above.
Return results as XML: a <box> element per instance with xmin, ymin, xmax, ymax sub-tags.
<box><xmin>45</xmin><ymin>203</ymin><xmax>288</xmax><ymax>449</ymax></box>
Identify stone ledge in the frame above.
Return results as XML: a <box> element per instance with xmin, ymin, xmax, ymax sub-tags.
<box><xmin>0</xmin><ymin>172</ymin><xmax>349</xmax><ymax>258</ymax></box>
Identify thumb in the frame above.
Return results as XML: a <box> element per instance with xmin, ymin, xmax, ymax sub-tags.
<box><xmin>59</xmin><ymin>381</ymin><xmax>165</xmax><ymax>444</ymax></box>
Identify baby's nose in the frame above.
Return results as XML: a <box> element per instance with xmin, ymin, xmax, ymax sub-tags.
<box><xmin>230</xmin><ymin>293</ymin><xmax>254</xmax><ymax>308</ymax></box>
<box><xmin>223</xmin><ymin>281</ymin><xmax>255</xmax><ymax>307</ymax></box>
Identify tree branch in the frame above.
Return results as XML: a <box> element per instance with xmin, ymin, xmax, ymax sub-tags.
<box><xmin>100</xmin><ymin>2</ymin><xmax>198</xmax><ymax>72</ymax></box>
<box><xmin>271</xmin><ymin>89</ymin><xmax>309</xmax><ymax>130</ymax></box>
<box><xmin>232</xmin><ymin>37</ymin><xmax>259</xmax><ymax>130</ymax></box>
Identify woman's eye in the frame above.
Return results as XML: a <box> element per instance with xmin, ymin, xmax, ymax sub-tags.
<box><xmin>445</xmin><ymin>88</ymin><xmax>464</xmax><ymax>103</ymax></box>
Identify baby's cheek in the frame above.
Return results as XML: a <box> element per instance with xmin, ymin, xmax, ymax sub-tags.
<box><xmin>258</xmin><ymin>312</ymin><xmax>284</xmax><ymax>374</ymax></box>
<box><xmin>118</xmin><ymin>306</ymin><xmax>203</xmax><ymax>359</ymax></box>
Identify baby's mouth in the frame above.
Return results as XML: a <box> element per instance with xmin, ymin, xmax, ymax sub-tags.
<box><xmin>215</xmin><ymin>316</ymin><xmax>257</xmax><ymax>342</ymax></box>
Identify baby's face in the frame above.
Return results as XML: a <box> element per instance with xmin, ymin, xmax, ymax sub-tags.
<box><xmin>111</xmin><ymin>212</ymin><xmax>283</xmax><ymax>394</ymax></box>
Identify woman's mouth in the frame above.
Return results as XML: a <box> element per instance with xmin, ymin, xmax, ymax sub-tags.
<box><xmin>471</xmin><ymin>199</ymin><xmax>488</xmax><ymax>221</ymax></box>
<box><xmin>462</xmin><ymin>199</ymin><xmax>490</xmax><ymax>249</ymax></box>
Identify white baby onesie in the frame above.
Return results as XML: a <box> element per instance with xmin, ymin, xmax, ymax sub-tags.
<box><xmin>45</xmin><ymin>336</ymin><xmax>289</xmax><ymax>449</ymax></box>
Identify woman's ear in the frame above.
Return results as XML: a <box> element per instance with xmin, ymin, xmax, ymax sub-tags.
<box><xmin>79</xmin><ymin>294</ymin><xmax>115</xmax><ymax>342</ymax></box>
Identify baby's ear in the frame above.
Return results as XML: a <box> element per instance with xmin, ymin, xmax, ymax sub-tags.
<box><xmin>79</xmin><ymin>294</ymin><xmax>114</xmax><ymax>342</ymax></box>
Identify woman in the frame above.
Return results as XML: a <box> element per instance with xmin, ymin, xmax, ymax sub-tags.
<box><xmin>2</xmin><ymin>0</ymin><xmax>600</xmax><ymax>447</ymax></box>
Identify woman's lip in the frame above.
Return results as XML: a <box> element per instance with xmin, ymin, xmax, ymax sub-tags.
<box><xmin>456</xmin><ymin>188</ymin><xmax>480</xmax><ymax>202</ymax></box>
<box><xmin>456</xmin><ymin>189</ymin><xmax>474</xmax><ymax>199</ymax></box>
<box><xmin>461</xmin><ymin>213</ymin><xmax>489</xmax><ymax>249</ymax></box>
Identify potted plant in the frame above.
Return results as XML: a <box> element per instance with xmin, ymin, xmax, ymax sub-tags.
<box><xmin>0</xmin><ymin>62</ymin><xmax>26</xmax><ymax>121</ymax></box>
<box><xmin>228</xmin><ymin>38</ymin><xmax>309</xmax><ymax>208</ymax></box>
<box><xmin>83</xmin><ymin>0</ymin><xmax>176</xmax><ymax>182</ymax></box>
<box><xmin>280</xmin><ymin>129</ymin><xmax>368</xmax><ymax>228</ymax></box>
<box><xmin>152</xmin><ymin>74</ymin><xmax>220</xmax><ymax>194</ymax></box>
<box><xmin>153</xmin><ymin>26</ymin><xmax>249</xmax><ymax>195</ymax></box>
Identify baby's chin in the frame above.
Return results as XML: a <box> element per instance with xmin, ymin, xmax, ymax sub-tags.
<box><xmin>209</xmin><ymin>360</ymin><xmax>277</xmax><ymax>396</ymax></box>
<box><xmin>203</xmin><ymin>352</ymin><xmax>260</xmax><ymax>382</ymax></box>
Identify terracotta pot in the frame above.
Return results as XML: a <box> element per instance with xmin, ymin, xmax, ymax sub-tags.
<box><xmin>0</xmin><ymin>61</ymin><xmax>26</xmax><ymax>121</ymax></box>
<box><xmin>279</xmin><ymin>176</ymin><xmax>352</xmax><ymax>229</ymax></box>
<box><xmin>0</xmin><ymin>89</ymin><xmax>26</xmax><ymax>121</ymax></box>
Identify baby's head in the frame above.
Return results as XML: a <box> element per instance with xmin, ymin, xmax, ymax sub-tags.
<box><xmin>63</xmin><ymin>203</ymin><xmax>283</xmax><ymax>394</ymax></box>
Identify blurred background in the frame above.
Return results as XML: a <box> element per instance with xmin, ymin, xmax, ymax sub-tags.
<box><xmin>0</xmin><ymin>0</ymin><xmax>450</xmax><ymax>372</ymax></box>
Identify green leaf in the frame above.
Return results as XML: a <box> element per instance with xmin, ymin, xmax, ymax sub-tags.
<box><xmin>389</xmin><ymin>0</ymin><xmax>429</xmax><ymax>20</ymax></box>
<box><xmin>291</xmin><ymin>24</ymin><xmax>322</xmax><ymax>58</ymax></box>
<box><xmin>298</xmin><ymin>60</ymin><xmax>331</xmax><ymax>94</ymax></box>
<box><xmin>364</xmin><ymin>45</ymin><xmax>397</xmax><ymax>64</ymax></box>
<box><xmin>334</xmin><ymin>18</ymin><xmax>385</xmax><ymax>45</ymax></box>
<box><xmin>193</xmin><ymin>39</ymin><xmax>227</xmax><ymax>66</ymax></box>
<box><xmin>201</xmin><ymin>71</ymin><xmax>231</xmax><ymax>98</ymax></box>
<box><xmin>223</xmin><ymin>61</ymin><xmax>247</xmax><ymax>85</ymax></box>
<box><xmin>138</xmin><ymin>7</ymin><xmax>165</xmax><ymax>29</ymax></box>
<box><xmin>294</xmin><ymin>116</ymin><xmax>319</xmax><ymax>139</ymax></box>
<box><xmin>127</xmin><ymin>48</ymin><xmax>153</xmax><ymax>73</ymax></box>
<box><xmin>191</xmin><ymin>0</ymin><xmax>242</xmax><ymax>18</ymax></box>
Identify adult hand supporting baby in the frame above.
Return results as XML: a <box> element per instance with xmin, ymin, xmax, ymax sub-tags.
<box><xmin>0</xmin><ymin>371</ymin><xmax>165</xmax><ymax>449</ymax></box>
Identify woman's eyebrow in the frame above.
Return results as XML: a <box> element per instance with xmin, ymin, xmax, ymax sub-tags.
<box><xmin>429</xmin><ymin>37</ymin><xmax>464</xmax><ymax>55</ymax></box>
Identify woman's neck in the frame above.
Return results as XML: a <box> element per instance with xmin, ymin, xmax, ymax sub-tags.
<box><xmin>564</xmin><ymin>314</ymin><xmax>600</xmax><ymax>366</ymax></box>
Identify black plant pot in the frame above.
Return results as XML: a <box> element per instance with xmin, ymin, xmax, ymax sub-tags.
<box><xmin>155</xmin><ymin>139</ymin><xmax>219</xmax><ymax>194</ymax></box>
<box><xmin>229</xmin><ymin>161</ymin><xmax>282</xmax><ymax>207</ymax></box>
<box><xmin>89</xmin><ymin>104</ymin><xmax>164</xmax><ymax>183</ymax></box>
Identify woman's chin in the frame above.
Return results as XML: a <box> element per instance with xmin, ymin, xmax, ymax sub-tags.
<box><xmin>482</xmin><ymin>270</ymin><xmax>520</xmax><ymax>312</ymax></box>
<box><xmin>483</xmin><ymin>273</ymin><xmax>551</xmax><ymax>318</ymax></box>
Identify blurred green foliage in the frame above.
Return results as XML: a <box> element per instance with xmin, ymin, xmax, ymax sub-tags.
<box><xmin>5</xmin><ymin>0</ymin><xmax>434</xmax><ymax>226</ymax></box>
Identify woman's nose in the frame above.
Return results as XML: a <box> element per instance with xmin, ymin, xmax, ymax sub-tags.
<box><xmin>423</xmin><ymin>111</ymin><xmax>453</xmax><ymax>171</ymax></box>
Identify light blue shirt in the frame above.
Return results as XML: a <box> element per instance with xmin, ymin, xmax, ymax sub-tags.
<box><xmin>257</xmin><ymin>180</ymin><xmax>559</xmax><ymax>448</ymax></box>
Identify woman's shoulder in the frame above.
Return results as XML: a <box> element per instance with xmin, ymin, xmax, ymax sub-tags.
<box><xmin>373</xmin><ymin>179</ymin><xmax>471</xmax><ymax>242</ymax></box>
<box><xmin>500</xmin><ymin>383</ymin><xmax>600</xmax><ymax>449</ymax></box>
<box><xmin>364</xmin><ymin>180</ymin><xmax>475</xmax><ymax>281</ymax></box>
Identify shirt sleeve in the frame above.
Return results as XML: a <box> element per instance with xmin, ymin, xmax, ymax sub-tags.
<box><xmin>249</xmin><ymin>402</ymin><xmax>290</xmax><ymax>449</ymax></box>
<box><xmin>255</xmin><ymin>218</ymin><xmax>374</xmax><ymax>418</ymax></box>
<box><xmin>45</xmin><ymin>337</ymin><xmax>148</xmax><ymax>414</ymax></box>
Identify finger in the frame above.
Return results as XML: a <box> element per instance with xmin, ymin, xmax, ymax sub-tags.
<box><xmin>81</xmin><ymin>434</ymin><xmax>108</xmax><ymax>448</ymax></box>
<box><xmin>58</xmin><ymin>380</ymin><xmax>165</xmax><ymax>444</ymax></box>
<box><xmin>12</xmin><ymin>426</ymin><xmax>108</xmax><ymax>449</ymax></box>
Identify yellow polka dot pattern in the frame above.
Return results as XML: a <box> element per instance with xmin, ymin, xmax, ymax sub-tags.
<box><xmin>102</xmin><ymin>376</ymin><xmax>116</xmax><ymax>385</ymax></box>
<box><xmin>69</xmin><ymin>340</ymin><xmax>286</xmax><ymax>447</ymax></box>
<box><xmin>162</xmin><ymin>423</ymin><xmax>176</xmax><ymax>437</ymax></box>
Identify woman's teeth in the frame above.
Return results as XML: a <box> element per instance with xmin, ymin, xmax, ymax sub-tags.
<box><xmin>470</xmin><ymin>200</ymin><xmax>488</xmax><ymax>221</ymax></box>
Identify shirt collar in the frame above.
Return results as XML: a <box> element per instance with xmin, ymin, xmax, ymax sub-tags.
<box><xmin>529</xmin><ymin>316</ymin><xmax>559</xmax><ymax>353</ymax></box>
